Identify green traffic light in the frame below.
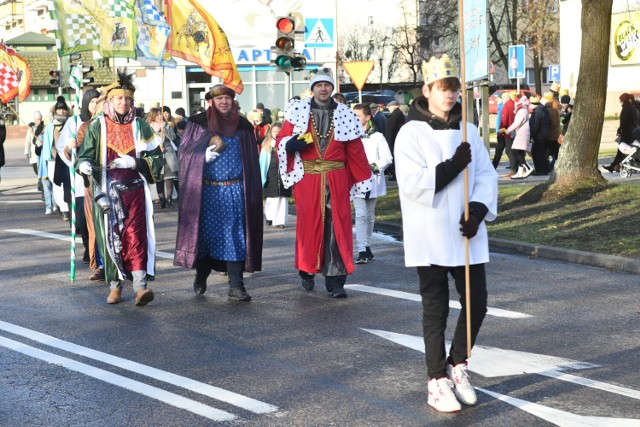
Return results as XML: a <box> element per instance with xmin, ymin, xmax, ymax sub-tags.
<box><xmin>275</xmin><ymin>55</ymin><xmax>293</xmax><ymax>72</ymax></box>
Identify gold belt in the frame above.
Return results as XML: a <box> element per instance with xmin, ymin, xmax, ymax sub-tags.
<box><xmin>302</xmin><ymin>160</ymin><xmax>345</xmax><ymax>174</ymax></box>
<box><xmin>203</xmin><ymin>178</ymin><xmax>241</xmax><ymax>186</ymax></box>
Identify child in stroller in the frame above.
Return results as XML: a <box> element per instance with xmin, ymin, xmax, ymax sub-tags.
<box><xmin>618</xmin><ymin>128</ymin><xmax>640</xmax><ymax>177</ymax></box>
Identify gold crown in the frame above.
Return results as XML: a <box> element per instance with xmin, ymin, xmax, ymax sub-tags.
<box><xmin>422</xmin><ymin>54</ymin><xmax>457</xmax><ymax>84</ymax></box>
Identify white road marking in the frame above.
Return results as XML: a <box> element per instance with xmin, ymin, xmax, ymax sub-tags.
<box><xmin>0</xmin><ymin>320</ymin><xmax>278</xmax><ymax>414</ymax></box>
<box><xmin>477</xmin><ymin>387</ymin><xmax>640</xmax><ymax>427</ymax></box>
<box><xmin>365</xmin><ymin>328</ymin><xmax>640</xmax><ymax>394</ymax></box>
<box><xmin>6</xmin><ymin>229</ymin><xmax>173</xmax><ymax>259</ymax></box>
<box><xmin>347</xmin><ymin>284</ymin><xmax>532</xmax><ymax>318</ymax></box>
<box><xmin>0</xmin><ymin>335</ymin><xmax>236</xmax><ymax>422</ymax></box>
<box><xmin>0</xmin><ymin>200</ymin><xmax>41</xmax><ymax>204</ymax></box>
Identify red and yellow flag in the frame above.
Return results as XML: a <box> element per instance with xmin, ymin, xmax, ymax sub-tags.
<box><xmin>0</xmin><ymin>43</ymin><xmax>31</xmax><ymax>102</ymax></box>
<box><xmin>164</xmin><ymin>0</ymin><xmax>243</xmax><ymax>94</ymax></box>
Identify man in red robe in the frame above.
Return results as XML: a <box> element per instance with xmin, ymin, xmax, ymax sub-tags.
<box><xmin>277</xmin><ymin>70</ymin><xmax>373</xmax><ymax>298</ymax></box>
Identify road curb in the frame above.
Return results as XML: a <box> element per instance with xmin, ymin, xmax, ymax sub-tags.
<box><xmin>375</xmin><ymin>221</ymin><xmax>640</xmax><ymax>275</ymax></box>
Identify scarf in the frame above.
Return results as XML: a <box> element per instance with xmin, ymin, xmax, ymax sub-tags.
<box><xmin>103</xmin><ymin>101</ymin><xmax>136</xmax><ymax>125</ymax></box>
<box><xmin>206</xmin><ymin>102</ymin><xmax>240</xmax><ymax>137</ymax></box>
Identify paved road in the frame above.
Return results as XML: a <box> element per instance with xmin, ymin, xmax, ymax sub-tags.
<box><xmin>1</xmin><ymin>135</ymin><xmax>639</xmax><ymax>426</ymax></box>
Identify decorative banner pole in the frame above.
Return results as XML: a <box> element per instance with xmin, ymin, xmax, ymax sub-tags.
<box><xmin>457</xmin><ymin>0</ymin><xmax>472</xmax><ymax>358</ymax></box>
<box><xmin>68</xmin><ymin>64</ymin><xmax>83</xmax><ymax>283</ymax></box>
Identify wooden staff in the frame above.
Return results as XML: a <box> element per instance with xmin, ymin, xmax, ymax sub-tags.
<box><xmin>457</xmin><ymin>0</ymin><xmax>472</xmax><ymax>358</ymax></box>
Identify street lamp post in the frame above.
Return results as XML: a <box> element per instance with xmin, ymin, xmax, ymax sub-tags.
<box><xmin>379</xmin><ymin>57</ymin><xmax>383</xmax><ymax>92</ymax></box>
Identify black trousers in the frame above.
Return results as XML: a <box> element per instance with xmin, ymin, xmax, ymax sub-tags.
<box><xmin>492</xmin><ymin>133</ymin><xmax>506</xmax><ymax>168</ymax></box>
<box><xmin>531</xmin><ymin>137</ymin><xmax>549</xmax><ymax>174</ymax></box>
<box><xmin>195</xmin><ymin>257</ymin><xmax>245</xmax><ymax>288</ymax></box>
<box><xmin>417</xmin><ymin>264</ymin><xmax>488</xmax><ymax>379</ymax></box>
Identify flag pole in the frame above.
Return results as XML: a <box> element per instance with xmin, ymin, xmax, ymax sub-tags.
<box><xmin>457</xmin><ymin>0</ymin><xmax>472</xmax><ymax>358</ymax></box>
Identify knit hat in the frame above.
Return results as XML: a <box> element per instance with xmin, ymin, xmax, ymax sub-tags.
<box><xmin>310</xmin><ymin>68</ymin><xmax>335</xmax><ymax>90</ymax></box>
<box><xmin>54</xmin><ymin>95</ymin><xmax>69</xmax><ymax>112</ymax></box>
<box><xmin>162</xmin><ymin>105</ymin><xmax>171</xmax><ymax>115</ymax></box>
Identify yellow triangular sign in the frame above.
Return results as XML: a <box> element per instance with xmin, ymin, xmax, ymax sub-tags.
<box><xmin>342</xmin><ymin>61</ymin><xmax>375</xmax><ymax>91</ymax></box>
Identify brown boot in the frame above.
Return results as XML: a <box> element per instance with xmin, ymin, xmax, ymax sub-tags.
<box><xmin>134</xmin><ymin>288</ymin><xmax>154</xmax><ymax>306</ymax></box>
<box><xmin>107</xmin><ymin>289</ymin><xmax>122</xmax><ymax>304</ymax></box>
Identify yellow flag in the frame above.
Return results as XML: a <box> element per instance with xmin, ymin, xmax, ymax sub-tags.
<box><xmin>165</xmin><ymin>0</ymin><xmax>243</xmax><ymax>94</ymax></box>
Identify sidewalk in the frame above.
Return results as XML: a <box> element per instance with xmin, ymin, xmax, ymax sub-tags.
<box><xmin>3</xmin><ymin>124</ymin><xmax>639</xmax><ymax>274</ymax></box>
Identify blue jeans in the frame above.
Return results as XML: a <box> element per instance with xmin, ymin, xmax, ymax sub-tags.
<box><xmin>42</xmin><ymin>178</ymin><xmax>54</xmax><ymax>211</ymax></box>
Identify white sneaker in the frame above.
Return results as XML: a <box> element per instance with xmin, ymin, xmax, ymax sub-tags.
<box><xmin>522</xmin><ymin>163</ymin><xmax>534</xmax><ymax>178</ymax></box>
<box><xmin>447</xmin><ymin>362</ymin><xmax>478</xmax><ymax>405</ymax></box>
<box><xmin>427</xmin><ymin>377</ymin><xmax>462</xmax><ymax>412</ymax></box>
<box><xmin>510</xmin><ymin>165</ymin><xmax>525</xmax><ymax>179</ymax></box>
<box><xmin>45</xmin><ymin>209</ymin><xmax>53</xmax><ymax>215</ymax></box>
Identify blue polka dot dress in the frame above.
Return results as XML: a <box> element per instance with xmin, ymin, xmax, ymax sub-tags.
<box><xmin>197</xmin><ymin>134</ymin><xmax>246</xmax><ymax>261</ymax></box>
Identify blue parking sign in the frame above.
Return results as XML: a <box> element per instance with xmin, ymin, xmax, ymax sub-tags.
<box><xmin>548</xmin><ymin>64</ymin><xmax>561</xmax><ymax>82</ymax></box>
<box><xmin>508</xmin><ymin>45</ymin><xmax>525</xmax><ymax>79</ymax></box>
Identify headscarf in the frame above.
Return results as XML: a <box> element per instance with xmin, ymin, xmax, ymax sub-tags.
<box><xmin>80</xmin><ymin>89</ymin><xmax>100</xmax><ymax>122</ymax></box>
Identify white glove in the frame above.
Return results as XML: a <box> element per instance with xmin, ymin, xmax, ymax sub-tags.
<box><xmin>205</xmin><ymin>146</ymin><xmax>220</xmax><ymax>163</ymax></box>
<box><xmin>111</xmin><ymin>154</ymin><xmax>137</xmax><ymax>169</ymax></box>
<box><xmin>79</xmin><ymin>161</ymin><xmax>92</xmax><ymax>175</ymax></box>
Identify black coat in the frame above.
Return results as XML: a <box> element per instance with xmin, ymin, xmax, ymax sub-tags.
<box><xmin>0</xmin><ymin>123</ymin><xmax>6</xmax><ymax>168</ymax></box>
<box><xmin>530</xmin><ymin>104</ymin><xmax>550</xmax><ymax>143</ymax></box>
<box><xmin>619</xmin><ymin>102</ymin><xmax>639</xmax><ymax>144</ymax></box>
<box><xmin>384</xmin><ymin>108</ymin><xmax>405</xmax><ymax>150</ymax></box>
<box><xmin>263</xmin><ymin>148</ymin><xmax>292</xmax><ymax>198</ymax></box>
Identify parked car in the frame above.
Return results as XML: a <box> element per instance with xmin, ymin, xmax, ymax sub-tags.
<box><xmin>488</xmin><ymin>89</ymin><xmax>541</xmax><ymax>114</ymax></box>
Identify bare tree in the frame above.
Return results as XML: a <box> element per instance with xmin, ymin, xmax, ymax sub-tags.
<box><xmin>553</xmin><ymin>0</ymin><xmax>614</xmax><ymax>190</ymax></box>
<box><xmin>338</xmin><ymin>26</ymin><xmax>393</xmax><ymax>86</ymax></box>
<box><xmin>520</xmin><ymin>0</ymin><xmax>560</xmax><ymax>94</ymax></box>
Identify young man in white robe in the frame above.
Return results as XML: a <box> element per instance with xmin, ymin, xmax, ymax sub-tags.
<box><xmin>394</xmin><ymin>54</ymin><xmax>498</xmax><ymax>413</ymax></box>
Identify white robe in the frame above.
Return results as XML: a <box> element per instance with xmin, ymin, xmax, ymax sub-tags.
<box><xmin>395</xmin><ymin>120</ymin><xmax>498</xmax><ymax>267</ymax></box>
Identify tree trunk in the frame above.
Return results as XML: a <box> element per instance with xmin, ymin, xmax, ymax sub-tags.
<box><xmin>553</xmin><ymin>0</ymin><xmax>613</xmax><ymax>190</ymax></box>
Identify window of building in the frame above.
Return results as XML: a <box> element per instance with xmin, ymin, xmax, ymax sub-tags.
<box><xmin>526</xmin><ymin>67</ymin><xmax>548</xmax><ymax>85</ymax></box>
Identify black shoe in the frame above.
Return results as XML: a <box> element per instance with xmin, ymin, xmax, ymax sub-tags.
<box><xmin>193</xmin><ymin>276</ymin><xmax>207</xmax><ymax>295</ymax></box>
<box><xmin>61</xmin><ymin>212</ymin><xmax>70</xmax><ymax>221</ymax></box>
<box><xmin>160</xmin><ymin>197</ymin><xmax>167</xmax><ymax>209</ymax></box>
<box><xmin>301</xmin><ymin>277</ymin><xmax>314</xmax><ymax>291</ymax></box>
<box><xmin>167</xmin><ymin>199</ymin><xmax>174</xmax><ymax>208</ymax></box>
<box><xmin>265</xmin><ymin>219</ymin><xmax>273</xmax><ymax>226</ymax></box>
<box><xmin>365</xmin><ymin>247</ymin><xmax>374</xmax><ymax>260</ymax></box>
<box><xmin>82</xmin><ymin>251</ymin><xmax>90</xmax><ymax>264</ymax></box>
<box><xmin>355</xmin><ymin>252</ymin><xmax>368</xmax><ymax>264</ymax></box>
<box><xmin>276</xmin><ymin>224</ymin><xmax>285</xmax><ymax>229</ymax></box>
<box><xmin>331</xmin><ymin>287</ymin><xmax>347</xmax><ymax>298</ymax></box>
<box><xmin>228</xmin><ymin>287</ymin><xmax>251</xmax><ymax>301</ymax></box>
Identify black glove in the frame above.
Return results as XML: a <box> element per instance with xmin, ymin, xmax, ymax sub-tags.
<box><xmin>459</xmin><ymin>213</ymin><xmax>480</xmax><ymax>238</ymax></box>
<box><xmin>452</xmin><ymin>142</ymin><xmax>472</xmax><ymax>172</ymax></box>
<box><xmin>285</xmin><ymin>135</ymin><xmax>309</xmax><ymax>153</ymax></box>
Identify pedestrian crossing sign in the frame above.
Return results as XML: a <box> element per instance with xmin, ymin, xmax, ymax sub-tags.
<box><xmin>305</xmin><ymin>18</ymin><xmax>334</xmax><ymax>48</ymax></box>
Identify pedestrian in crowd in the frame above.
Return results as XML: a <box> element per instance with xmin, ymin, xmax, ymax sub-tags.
<box><xmin>491</xmin><ymin>92</ymin><xmax>509</xmax><ymax>168</ymax></box>
<box><xmin>561</xmin><ymin>99</ymin><xmax>573</xmax><ymax>137</ymax></box>
<box><xmin>256</xmin><ymin>102</ymin><xmax>272</xmax><ymax>125</ymax></box>
<box><xmin>352</xmin><ymin>103</ymin><xmax>393</xmax><ymax>264</ymax></box>
<box><xmin>277</xmin><ymin>69</ymin><xmax>372</xmax><ymax>298</ymax></box>
<box><xmin>529</xmin><ymin>96</ymin><xmax>550</xmax><ymax>175</ymax></box>
<box><xmin>56</xmin><ymin>89</ymin><xmax>101</xmax><ymax>268</ymax></box>
<box><xmin>0</xmin><ymin>114</ymin><xmax>5</xmax><ymax>182</ymax></box>
<box><xmin>147</xmin><ymin>107</ymin><xmax>180</xmax><ymax>208</ymax></box>
<box><xmin>544</xmin><ymin>92</ymin><xmax>562</xmax><ymax>171</ymax></box>
<box><xmin>499</xmin><ymin>91</ymin><xmax>518</xmax><ymax>177</ymax></box>
<box><xmin>77</xmin><ymin>68</ymin><xmax>163</xmax><ymax>306</ymax></box>
<box><xmin>51</xmin><ymin>98</ymin><xmax>73</xmax><ymax>222</ymax></box>
<box><xmin>37</xmin><ymin>97</ymin><xmax>69</xmax><ymax>216</ymax></box>
<box><xmin>394</xmin><ymin>54</ymin><xmax>498</xmax><ymax>413</ymax></box>
<box><xmin>604</xmin><ymin>93</ymin><xmax>640</xmax><ymax>173</ymax></box>
<box><xmin>163</xmin><ymin>106</ymin><xmax>176</xmax><ymax>129</ymax></box>
<box><xmin>174</xmin><ymin>84</ymin><xmax>263</xmax><ymax>301</ymax></box>
<box><xmin>371</xmin><ymin>102</ymin><xmax>388</xmax><ymax>135</ymax></box>
<box><xmin>174</xmin><ymin>107</ymin><xmax>188</xmax><ymax>129</ymax></box>
<box><xmin>502</xmin><ymin>95</ymin><xmax>533</xmax><ymax>179</ymax></box>
<box><xmin>385</xmin><ymin>100</ymin><xmax>405</xmax><ymax>180</ymax></box>
<box><xmin>259</xmin><ymin>122</ymin><xmax>291</xmax><ymax>228</ymax></box>
<box><xmin>560</xmin><ymin>89</ymin><xmax>571</xmax><ymax>115</ymax></box>
<box><xmin>332</xmin><ymin>93</ymin><xmax>347</xmax><ymax>104</ymax></box>
<box><xmin>25</xmin><ymin>112</ymin><xmax>44</xmax><ymax>187</ymax></box>
<box><xmin>250</xmin><ymin>108</ymin><xmax>269</xmax><ymax>143</ymax></box>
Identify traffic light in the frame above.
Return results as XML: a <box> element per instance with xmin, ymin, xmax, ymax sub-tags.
<box><xmin>81</xmin><ymin>64</ymin><xmax>94</xmax><ymax>86</ymax></box>
<box><xmin>273</xmin><ymin>15</ymin><xmax>306</xmax><ymax>72</ymax></box>
<box><xmin>49</xmin><ymin>70</ymin><xmax>61</xmax><ymax>87</ymax></box>
<box><xmin>274</xmin><ymin>16</ymin><xmax>295</xmax><ymax>72</ymax></box>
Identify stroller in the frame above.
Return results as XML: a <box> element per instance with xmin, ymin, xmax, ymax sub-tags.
<box><xmin>619</xmin><ymin>140</ymin><xmax>640</xmax><ymax>178</ymax></box>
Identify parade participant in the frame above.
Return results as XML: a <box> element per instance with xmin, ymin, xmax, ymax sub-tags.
<box><xmin>394</xmin><ymin>54</ymin><xmax>498</xmax><ymax>412</ymax></box>
<box><xmin>77</xmin><ymin>68</ymin><xmax>163</xmax><ymax>306</ymax></box>
<box><xmin>352</xmin><ymin>103</ymin><xmax>393</xmax><ymax>264</ymax></box>
<box><xmin>37</xmin><ymin>97</ymin><xmax>69</xmax><ymax>216</ymax></box>
<box><xmin>259</xmin><ymin>122</ymin><xmax>292</xmax><ymax>228</ymax></box>
<box><xmin>277</xmin><ymin>69</ymin><xmax>372</xmax><ymax>298</ymax></box>
<box><xmin>174</xmin><ymin>84</ymin><xmax>263</xmax><ymax>301</ymax></box>
<box><xmin>57</xmin><ymin>89</ymin><xmax>100</xmax><ymax>267</ymax></box>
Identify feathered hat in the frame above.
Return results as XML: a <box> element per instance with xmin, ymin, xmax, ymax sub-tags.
<box><xmin>422</xmin><ymin>54</ymin><xmax>457</xmax><ymax>84</ymax></box>
<box><xmin>102</xmin><ymin>67</ymin><xmax>135</xmax><ymax>100</ymax></box>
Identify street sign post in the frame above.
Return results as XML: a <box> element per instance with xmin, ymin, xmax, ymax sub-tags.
<box><xmin>342</xmin><ymin>61</ymin><xmax>374</xmax><ymax>103</ymax></box>
<box><xmin>508</xmin><ymin>44</ymin><xmax>526</xmax><ymax>92</ymax></box>
<box><xmin>548</xmin><ymin>64</ymin><xmax>561</xmax><ymax>82</ymax></box>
